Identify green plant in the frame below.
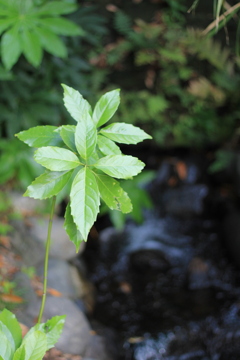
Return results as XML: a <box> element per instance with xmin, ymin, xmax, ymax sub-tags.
<box><xmin>97</xmin><ymin>6</ymin><xmax>240</xmax><ymax>147</ymax></box>
<box><xmin>0</xmin><ymin>0</ymin><xmax>83</xmax><ymax>69</ymax></box>
<box><xmin>101</xmin><ymin>170</ymin><xmax>155</xmax><ymax>229</ymax></box>
<box><xmin>0</xmin><ymin>4</ymin><xmax>108</xmax><ymax>140</ymax></box>
<box><xmin>0</xmin><ymin>84</ymin><xmax>151</xmax><ymax>357</ymax></box>
<box><xmin>0</xmin><ymin>139</ymin><xmax>43</xmax><ymax>189</ymax></box>
<box><xmin>0</xmin><ymin>308</ymin><xmax>65</xmax><ymax>360</ymax></box>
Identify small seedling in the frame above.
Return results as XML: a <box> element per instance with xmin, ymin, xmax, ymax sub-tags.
<box><xmin>0</xmin><ymin>85</ymin><xmax>151</xmax><ymax>358</ymax></box>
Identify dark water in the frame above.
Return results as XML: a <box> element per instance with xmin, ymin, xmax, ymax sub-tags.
<box><xmin>82</xmin><ymin>152</ymin><xmax>240</xmax><ymax>360</ymax></box>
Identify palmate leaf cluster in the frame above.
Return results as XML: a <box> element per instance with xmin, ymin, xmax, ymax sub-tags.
<box><xmin>0</xmin><ymin>0</ymin><xmax>83</xmax><ymax>69</ymax></box>
<box><xmin>16</xmin><ymin>85</ymin><xmax>152</xmax><ymax>250</ymax></box>
<box><xmin>0</xmin><ymin>308</ymin><xmax>65</xmax><ymax>360</ymax></box>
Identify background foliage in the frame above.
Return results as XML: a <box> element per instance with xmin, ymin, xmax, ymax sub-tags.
<box><xmin>1</xmin><ymin>0</ymin><xmax>240</xmax><ymax>192</ymax></box>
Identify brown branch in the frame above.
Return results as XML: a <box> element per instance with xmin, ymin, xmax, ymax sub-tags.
<box><xmin>202</xmin><ymin>2</ymin><xmax>240</xmax><ymax>36</ymax></box>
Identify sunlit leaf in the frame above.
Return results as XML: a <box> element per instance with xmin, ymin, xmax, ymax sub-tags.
<box><xmin>0</xmin><ymin>329</ymin><xmax>14</xmax><ymax>360</ymax></box>
<box><xmin>20</xmin><ymin>330</ymin><xmax>47</xmax><ymax>360</ymax></box>
<box><xmin>70</xmin><ymin>167</ymin><xmax>100</xmax><ymax>240</ymax></box>
<box><xmin>42</xmin><ymin>316</ymin><xmax>65</xmax><ymax>350</ymax></box>
<box><xmin>60</xmin><ymin>125</ymin><xmax>77</xmax><ymax>152</ymax></box>
<box><xmin>94</xmin><ymin>171</ymin><xmax>132</xmax><ymax>212</ymax></box>
<box><xmin>34</xmin><ymin>147</ymin><xmax>81</xmax><ymax>171</ymax></box>
<box><xmin>75</xmin><ymin>116</ymin><xmax>97</xmax><ymax>160</ymax></box>
<box><xmin>92</xmin><ymin>89</ymin><xmax>120</xmax><ymax>127</ymax></box>
<box><xmin>97</xmin><ymin>134</ymin><xmax>121</xmax><ymax>155</ymax></box>
<box><xmin>64</xmin><ymin>203</ymin><xmax>84</xmax><ymax>252</ymax></box>
<box><xmin>94</xmin><ymin>155</ymin><xmax>145</xmax><ymax>179</ymax></box>
<box><xmin>62</xmin><ymin>84</ymin><xmax>92</xmax><ymax>122</ymax></box>
<box><xmin>100</xmin><ymin>123</ymin><xmax>152</xmax><ymax>144</ymax></box>
<box><xmin>16</xmin><ymin>126</ymin><xmax>62</xmax><ymax>148</ymax></box>
<box><xmin>24</xmin><ymin>170</ymin><xmax>73</xmax><ymax>199</ymax></box>
<box><xmin>0</xmin><ymin>309</ymin><xmax>22</xmax><ymax>349</ymax></box>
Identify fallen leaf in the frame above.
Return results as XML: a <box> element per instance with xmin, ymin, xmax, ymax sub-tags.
<box><xmin>119</xmin><ymin>281</ymin><xmax>132</xmax><ymax>294</ymax></box>
<box><xmin>47</xmin><ymin>288</ymin><xmax>63</xmax><ymax>297</ymax></box>
<box><xmin>0</xmin><ymin>293</ymin><xmax>24</xmax><ymax>303</ymax></box>
<box><xmin>175</xmin><ymin>161</ymin><xmax>188</xmax><ymax>180</ymax></box>
<box><xmin>128</xmin><ymin>337</ymin><xmax>144</xmax><ymax>344</ymax></box>
<box><xmin>167</xmin><ymin>176</ymin><xmax>178</xmax><ymax>187</ymax></box>
<box><xmin>0</xmin><ymin>236</ymin><xmax>11</xmax><ymax>249</ymax></box>
<box><xmin>20</xmin><ymin>323</ymin><xmax>29</xmax><ymax>337</ymax></box>
<box><xmin>35</xmin><ymin>288</ymin><xmax>63</xmax><ymax>297</ymax></box>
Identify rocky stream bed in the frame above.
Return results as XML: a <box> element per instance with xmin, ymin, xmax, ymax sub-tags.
<box><xmin>7</xmin><ymin>148</ymin><xmax>240</xmax><ymax>360</ymax></box>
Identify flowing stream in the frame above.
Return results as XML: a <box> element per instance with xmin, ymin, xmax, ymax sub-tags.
<box><xmin>82</xmin><ymin>151</ymin><xmax>240</xmax><ymax>360</ymax></box>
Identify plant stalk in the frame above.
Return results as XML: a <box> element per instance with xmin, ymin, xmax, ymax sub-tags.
<box><xmin>37</xmin><ymin>196</ymin><xmax>56</xmax><ymax>323</ymax></box>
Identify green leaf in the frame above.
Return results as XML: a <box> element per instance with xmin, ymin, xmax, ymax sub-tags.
<box><xmin>97</xmin><ymin>134</ymin><xmax>121</xmax><ymax>155</ymax></box>
<box><xmin>0</xmin><ymin>329</ymin><xmax>14</xmax><ymax>360</ymax></box>
<box><xmin>75</xmin><ymin>116</ymin><xmax>97</xmax><ymax>160</ymax></box>
<box><xmin>12</xmin><ymin>346</ymin><xmax>25</xmax><ymax>360</ymax></box>
<box><xmin>36</xmin><ymin>1</ymin><xmax>77</xmax><ymax>15</ymax></box>
<box><xmin>0</xmin><ymin>19</ymin><xmax>15</xmax><ymax>36</ymax></box>
<box><xmin>34</xmin><ymin>146</ymin><xmax>81</xmax><ymax>171</ymax></box>
<box><xmin>70</xmin><ymin>167</ymin><xmax>100</xmax><ymax>240</ymax></box>
<box><xmin>36</xmin><ymin>18</ymin><xmax>83</xmax><ymax>36</ymax></box>
<box><xmin>20</xmin><ymin>315</ymin><xmax>65</xmax><ymax>353</ymax></box>
<box><xmin>42</xmin><ymin>315</ymin><xmax>65</xmax><ymax>350</ymax></box>
<box><xmin>1</xmin><ymin>27</ymin><xmax>21</xmax><ymax>69</ymax></box>
<box><xmin>20</xmin><ymin>330</ymin><xmax>47</xmax><ymax>360</ymax></box>
<box><xmin>16</xmin><ymin>126</ymin><xmax>63</xmax><ymax>147</ymax></box>
<box><xmin>94</xmin><ymin>155</ymin><xmax>145</xmax><ymax>179</ymax></box>
<box><xmin>60</xmin><ymin>125</ymin><xmax>77</xmax><ymax>152</ymax></box>
<box><xmin>94</xmin><ymin>171</ymin><xmax>132</xmax><ymax>213</ymax></box>
<box><xmin>92</xmin><ymin>89</ymin><xmax>120</xmax><ymax>127</ymax></box>
<box><xmin>64</xmin><ymin>203</ymin><xmax>84</xmax><ymax>252</ymax></box>
<box><xmin>21</xmin><ymin>28</ymin><xmax>43</xmax><ymax>67</ymax></box>
<box><xmin>24</xmin><ymin>170</ymin><xmax>73</xmax><ymax>199</ymax></box>
<box><xmin>0</xmin><ymin>309</ymin><xmax>22</xmax><ymax>349</ymax></box>
<box><xmin>100</xmin><ymin>123</ymin><xmax>152</xmax><ymax>144</ymax></box>
<box><xmin>35</xmin><ymin>27</ymin><xmax>67</xmax><ymax>58</ymax></box>
<box><xmin>62</xmin><ymin>84</ymin><xmax>92</xmax><ymax>122</ymax></box>
<box><xmin>0</xmin><ymin>321</ymin><xmax>15</xmax><ymax>354</ymax></box>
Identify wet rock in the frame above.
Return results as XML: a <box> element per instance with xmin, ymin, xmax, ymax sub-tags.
<box><xmin>83</xmin><ymin>334</ymin><xmax>113</xmax><ymax>360</ymax></box>
<box><xmin>223</xmin><ymin>208</ymin><xmax>240</xmax><ymax>268</ymax></box>
<box><xmin>10</xmin><ymin>219</ymin><xmax>45</xmax><ymax>266</ymax></box>
<box><xmin>183</xmin><ymin>161</ymin><xmax>201</xmax><ymax>184</ymax></box>
<box><xmin>154</xmin><ymin>161</ymin><xmax>172</xmax><ymax>186</ymax></box>
<box><xmin>124</xmin><ymin>218</ymin><xmax>192</xmax><ymax>266</ymax></box>
<box><xmin>37</xmin><ymin>258</ymin><xmax>83</xmax><ymax>299</ymax></box>
<box><xmin>129</xmin><ymin>249</ymin><xmax>170</xmax><ymax>271</ymax></box>
<box><xmin>13</xmin><ymin>272</ymin><xmax>39</xmax><ymax>327</ymax></box>
<box><xmin>187</xmin><ymin>257</ymin><xmax>210</xmax><ymax>290</ymax></box>
<box><xmin>36</xmin><ymin>258</ymin><xmax>96</xmax><ymax>313</ymax></box>
<box><xmin>27</xmin><ymin>296</ymin><xmax>92</xmax><ymax>355</ymax></box>
<box><xmin>9</xmin><ymin>191</ymin><xmax>47</xmax><ymax>214</ymax></box>
<box><xmin>161</xmin><ymin>184</ymin><xmax>208</xmax><ymax>217</ymax></box>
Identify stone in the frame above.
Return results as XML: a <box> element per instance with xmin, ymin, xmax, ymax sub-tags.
<box><xmin>28</xmin><ymin>216</ymin><xmax>85</xmax><ymax>260</ymax></box>
<box><xmin>26</xmin><ymin>296</ymin><xmax>92</xmax><ymax>355</ymax></box>
<box><xmin>10</xmin><ymin>219</ymin><xmax>45</xmax><ymax>266</ymax></box>
<box><xmin>8</xmin><ymin>191</ymin><xmax>46</xmax><ymax>214</ymax></box>
<box><xmin>13</xmin><ymin>272</ymin><xmax>40</xmax><ymax>327</ymax></box>
<box><xmin>162</xmin><ymin>184</ymin><xmax>208</xmax><ymax>217</ymax></box>
<box><xmin>37</xmin><ymin>258</ymin><xmax>83</xmax><ymax>299</ymax></box>
<box><xmin>83</xmin><ymin>334</ymin><xmax>113</xmax><ymax>360</ymax></box>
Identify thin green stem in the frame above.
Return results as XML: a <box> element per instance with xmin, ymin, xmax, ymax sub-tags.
<box><xmin>37</xmin><ymin>196</ymin><xmax>56</xmax><ymax>324</ymax></box>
